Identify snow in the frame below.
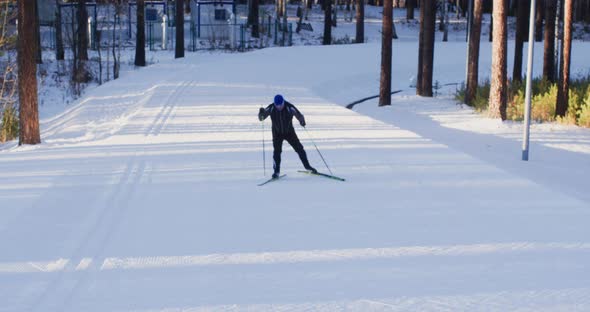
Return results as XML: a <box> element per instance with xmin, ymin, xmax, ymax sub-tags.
<box><xmin>2</xmin><ymin>6</ymin><xmax>590</xmax><ymax>312</ymax></box>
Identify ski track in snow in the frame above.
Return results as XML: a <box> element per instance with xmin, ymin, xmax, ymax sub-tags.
<box><xmin>1</xmin><ymin>43</ymin><xmax>590</xmax><ymax>311</ymax></box>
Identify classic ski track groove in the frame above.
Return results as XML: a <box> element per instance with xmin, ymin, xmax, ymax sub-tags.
<box><xmin>145</xmin><ymin>80</ymin><xmax>191</xmax><ymax>137</ymax></box>
<box><xmin>30</xmin><ymin>157</ymin><xmax>150</xmax><ymax>312</ymax></box>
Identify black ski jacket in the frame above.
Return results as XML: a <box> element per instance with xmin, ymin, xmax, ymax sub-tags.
<box><xmin>259</xmin><ymin>101</ymin><xmax>306</xmax><ymax>135</ymax></box>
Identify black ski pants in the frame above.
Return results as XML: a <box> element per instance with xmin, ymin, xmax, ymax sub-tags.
<box><xmin>272</xmin><ymin>131</ymin><xmax>311</xmax><ymax>174</ymax></box>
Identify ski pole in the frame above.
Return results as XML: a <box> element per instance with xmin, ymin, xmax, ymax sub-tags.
<box><xmin>303</xmin><ymin>126</ymin><xmax>333</xmax><ymax>175</ymax></box>
<box><xmin>262</xmin><ymin>115</ymin><xmax>266</xmax><ymax>176</ymax></box>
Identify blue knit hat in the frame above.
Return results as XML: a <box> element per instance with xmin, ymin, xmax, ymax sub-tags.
<box><xmin>274</xmin><ymin>94</ymin><xmax>284</xmax><ymax>106</ymax></box>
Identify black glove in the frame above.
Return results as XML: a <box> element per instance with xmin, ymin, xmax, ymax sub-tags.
<box><xmin>300</xmin><ymin>120</ymin><xmax>306</xmax><ymax>127</ymax></box>
<box><xmin>258</xmin><ymin>107</ymin><xmax>265</xmax><ymax>121</ymax></box>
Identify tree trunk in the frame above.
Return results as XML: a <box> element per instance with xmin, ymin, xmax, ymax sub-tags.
<box><xmin>185</xmin><ymin>0</ymin><xmax>191</xmax><ymax>13</ymax></box>
<box><xmin>442</xmin><ymin>0</ymin><xmax>449</xmax><ymax>41</ymax></box>
<box><xmin>417</xmin><ymin>0</ymin><xmax>435</xmax><ymax>97</ymax></box>
<box><xmin>252</xmin><ymin>0</ymin><xmax>260</xmax><ymax>37</ymax></box>
<box><xmin>461</xmin><ymin>0</ymin><xmax>468</xmax><ymax>17</ymax></box>
<box><xmin>175</xmin><ymin>0</ymin><xmax>184</xmax><ymax>58</ymax></box>
<box><xmin>113</xmin><ymin>12</ymin><xmax>119</xmax><ymax>79</ymax></box>
<box><xmin>555</xmin><ymin>0</ymin><xmax>573</xmax><ymax>117</ymax></box>
<box><xmin>135</xmin><ymin>0</ymin><xmax>146</xmax><ymax>66</ymax></box>
<box><xmin>282</xmin><ymin>0</ymin><xmax>287</xmax><ymax>29</ymax></box>
<box><xmin>489</xmin><ymin>0</ymin><xmax>508</xmax><ymax>120</ymax></box>
<box><xmin>55</xmin><ymin>0</ymin><xmax>64</xmax><ymax>60</ymax></box>
<box><xmin>407</xmin><ymin>0</ymin><xmax>415</xmax><ymax>20</ymax></box>
<box><xmin>513</xmin><ymin>0</ymin><xmax>528</xmax><ymax>82</ymax></box>
<box><xmin>17</xmin><ymin>0</ymin><xmax>41</xmax><ymax>145</ymax></box>
<box><xmin>535</xmin><ymin>0</ymin><xmax>544</xmax><ymax>42</ymax></box>
<box><xmin>466</xmin><ymin>0</ymin><xmax>483</xmax><ymax>105</ymax></box>
<box><xmin>543</xmin><ymin>0</ymin><xmax>556</xmax><ymax>82</ymax></box>
<box><xmin>323</xmin><ymin>0</ymin><xmax>332</xmax><ymax>44</ymax></box>
<box><xmin>78</xmin><ymin>0</ymin><xmax>88</xmax><ymax>61</ymax></box>
<box><xmin>379</xmin><ymin>0</ymin><xmax>393</xmax><ymax>105</ymax></box>
<box><xmin>355</xmin><ymin>0</ymin><xmax>364</xmax><ymax>43</ymax></box>
<box><xmin>417</xmin><ymin>0</ymin><xmax>424</xmax><ymax>95</ymax></box>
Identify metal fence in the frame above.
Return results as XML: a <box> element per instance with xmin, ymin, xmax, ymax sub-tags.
<box><xmin>41</xmin><ymin>17</ymin><xmax>294</xmax><ymax>54</ymax></box>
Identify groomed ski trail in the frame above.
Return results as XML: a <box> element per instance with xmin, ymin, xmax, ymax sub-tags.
<box><xmin>1</xmin><ymin>46</ymin><xmax>590</xmax><ymax>311</ymax></box>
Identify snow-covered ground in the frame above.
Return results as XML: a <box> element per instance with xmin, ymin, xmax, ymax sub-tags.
<box><xmin>2</xmin><ymin>7</ymin><xmax>590</xmax><ymax>311</ymax></box>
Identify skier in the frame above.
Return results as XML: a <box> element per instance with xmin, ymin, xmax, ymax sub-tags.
<box><xmin>258</xmin><ymin>95</ymin><xmax>317</xmax><ymax>179</ymax></box>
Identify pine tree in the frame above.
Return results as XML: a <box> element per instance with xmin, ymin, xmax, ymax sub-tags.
<box><xmin>175</xmin><ymin>0</ymin><xmax>185</xmax><ymax>58</ymax></box>
<box><xmin>355</xmin><ymin>0</ymin><xmax>364</xmax><ymax>43</ymax></box>
<box><xmin>135</xmin><ymin>0</ymin><xmax>146</xmax><ymax>67</ymax></box>
<box><xmin>251</xmin><ymin>0</ymin><xmax>260</xmax><ymax>38</ymax></box>
<box><xmin>466</xmin><ymin>0</ymin><xmax>483</xmax><ymax>106</ymax></box>
<box><xmin>489</xmin><ymin>0</ymin><xmax>508</xmax><ymax>120</ymax></box>
<box><xmin>543</xmin><ymin>0</ymin><xmax>556</xmax><ymax>82</ymax></box>
<box><xmin>17</xmin><ymin>0</ymin><xmax>40</xmax><ymax>145</ymax></box>
<box><xmin>379</xmin><ymin>0</ymin><xmax>393</xmax><ymax>105</ymax></box>
<box><xmin>513</xmin><ymin>0</ymin><xmax>529</xmax><ymax>82</ymax></box>
<box><xmin>556</xmin><ymin>0</ymin><xmax>573</xmax><ymax>117</ymax></box>
<box><xmin>406</xmin><ymin>0</ymin><xmax>415</xmax><ymax>20</ymax></box>
<box><xmin>55</xmin><ymin>0</ymin><xmax>64</xmax><ymax>61</ymax></box>
<box><xmin>77</xmin><ymin>0</ymin><xmax>88</xmax><ymax>61</ymax></box>
<box><xmin>417</xmin><ymin>0</ymin><xmax>436</xmax><ymax>97</ymax></box>
<box><xmin>323</xmin><ymin>0</ymin><xmax>332</xmax><ymax>44</ymax></box>
<box><xmin>535</xmin><ymin>0</ymin><xmax>544</xmax><ymax>42</ymax></box>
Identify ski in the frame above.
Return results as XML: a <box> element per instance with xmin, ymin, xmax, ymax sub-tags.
<box><xmin>257</xmin><ymin>174</ymin><xmax>286</xmax><ymax>186</ymax></box>
<box><xmin>298</xmin><ymin>170</ymin><xmax>346</xmax><ymax>181</ymax></box>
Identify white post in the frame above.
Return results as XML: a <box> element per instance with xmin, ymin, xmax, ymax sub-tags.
<box><xmin>229</xmin><ymin>13</ymin><xmax>235</xmax><ymax>50</ymax></box>
<box><xmin>88</xmin><ymin>17</ymin><xmax>93</xmax><ymax>48</ymax></box>
<box><xmin>522</xmin><ymin>0</ymin><xmax>537</xmax><ymax>161</ymax></box>
<box><xmin>162</xmin><ymin>15</ymin><xmax>167</xmax><ymax>49</ymax></box>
